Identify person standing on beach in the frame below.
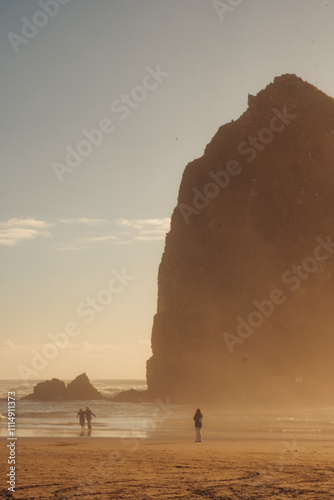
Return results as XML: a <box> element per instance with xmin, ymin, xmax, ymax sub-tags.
<box><xmin>77</xmin><ymin>408</ymin><xmax>85</xmax><ymax>430</ymax></box>
<box><xmin>193</xmin><ymin>408</ymin><xmax>203</xmax><ymax>442</ymax></box>
<box><xmin>85</xmin><ymin>407</ymin><xmax>96</xmax><ymax>430</ymax></box>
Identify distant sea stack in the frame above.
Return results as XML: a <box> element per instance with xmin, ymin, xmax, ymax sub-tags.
<box><xmin>146</xmin><ymin>74</ymin><xmax>334</xmax><ymax>403</ymax></box>
<box><xmin>22</xmin><ymin>373</ymin><xmax>104</xmax><ymax>401</ymax></box>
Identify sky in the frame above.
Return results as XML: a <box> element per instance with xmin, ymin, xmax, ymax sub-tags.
<box><xmin>1</xmin><ymin>0</ymin><xmax>334</xmax><ymax>381</ymax></box>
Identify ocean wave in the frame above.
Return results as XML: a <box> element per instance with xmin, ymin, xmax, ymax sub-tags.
<box><xmin>0</xmin><ymin>379</ymin><xmax>147</xmax><ymax>400</ymax></box>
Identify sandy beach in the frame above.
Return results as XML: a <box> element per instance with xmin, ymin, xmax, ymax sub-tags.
<box><xmin>1</xmin><ymin>435</ymin><xmax>334</xmax><ymax>499</ymax></box>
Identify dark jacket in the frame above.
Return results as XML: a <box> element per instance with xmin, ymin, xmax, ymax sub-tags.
<box><xmin>193</xmin><ymin>411</ymin><xmax>203</xmax><ymax>428</ymax></box>
<box><xmin>85</xmin><ymin>409</ymin><xmax>96</xmax><ymax>421</ymax></box>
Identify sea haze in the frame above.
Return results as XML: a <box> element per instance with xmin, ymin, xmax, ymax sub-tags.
<box><xmin>0</xmin><ymin>379</ymin><xmax>152</xmax><ymax>438</ymax></box>
<box><xmin>1</xmin><ymin>380</ymin><xmax>334</xmax><ymax>440</ymax></box>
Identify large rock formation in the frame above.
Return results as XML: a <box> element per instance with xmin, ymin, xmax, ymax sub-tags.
<box><xmin>146</xmin><ymin>74</ymin><xmax>334</xmax><ymax>403</ymax></box>
<box><xmin>22</xmin><ymin>373</ymin><xmax>104</xmax><ymax>401</ymax></box>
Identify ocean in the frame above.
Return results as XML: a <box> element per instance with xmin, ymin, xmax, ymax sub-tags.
<box><xmin>0</xmin><ymin>379</ymin><xmax>156</xmax><ymax>438</ymax></box>
<box><xmin>1</xmin><ymin>379</ymin><xmax>334</xmax><ymax>441</ymax></box>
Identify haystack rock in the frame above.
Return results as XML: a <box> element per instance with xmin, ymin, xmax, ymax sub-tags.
<box><xmin>146</xmin><ymin>74</ymin><xmax>334</xmax><ymax>403</ymax></box>
<box><xmin>22</xmin><ymin>373</ymin><xmax>104</xmax><ymax>400</ymax></box>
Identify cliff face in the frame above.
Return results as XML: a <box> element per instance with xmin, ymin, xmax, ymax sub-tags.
<box><xmin>146</xmin><ymin>74</ymin><xmax>334</xmax><ymax>403</ymax></box>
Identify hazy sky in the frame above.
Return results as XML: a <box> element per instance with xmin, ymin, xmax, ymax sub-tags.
<box><xmin>1</xmin><ymin>0</ymin><xmax>334</xmax><ymax>381</ymax></box>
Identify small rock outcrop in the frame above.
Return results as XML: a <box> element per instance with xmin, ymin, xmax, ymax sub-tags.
<box><xmin>112</xmin><ymin>388</ymin><xmax>148</xmax><ymax>403</ymax></box>
<box><xmin>22</xmin><ymin>373</ymin><xmax>104</xmax><ymax>401</ymax></box>
<box><xmin>66</xmin><ymin>373</ymin><xmax>103</xmax><ymax>400</ymax></box>
<box><xmin>22</xmin><ymin>378</ymin><xmax>67</xmax><ymax>401</ymax></box>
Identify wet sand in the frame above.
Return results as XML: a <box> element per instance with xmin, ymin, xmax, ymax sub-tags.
<box><xmin>1</xmin><ymin>435</ymin><xmax>334</xmax><ymax>499</ymax></box>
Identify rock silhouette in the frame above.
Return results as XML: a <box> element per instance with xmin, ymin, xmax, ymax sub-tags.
<box><xmin>65</xmin><ymin>373</ymin><xmax>103</xmax><ymax>400</ymax></box>
<box><xmin>112</xmin><ymin>388</ymin><xmax>147</xmax><ymax>403</ymax></box>
<box><xmin>22</xmin><ymin>373</ymin><xmax>104</xmax><ymax>401</ymax></box>
<box><xmin>22</xmin><ymin>378</ymin><xmax>67</xmax><ymax>401</ymax></box>
<box><xmin>146</xmin><ymin>74</ymin><xmax>334</xmax><ymax>403</ymax></box>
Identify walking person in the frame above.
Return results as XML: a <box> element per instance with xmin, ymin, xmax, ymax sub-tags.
<box><xmin>193</xmin><ymin>408</ymin><xmax>203</xmax><ymax>442</ymax></box>
<box><xmin>77</xmin><ymin>408</ymin><xmax>85</xmax><ymax>431</ymax></box>
<box><xmin>85</xmin><ymin>406</ymin><xmax>96</xmax><ymax>431</ymax></box>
